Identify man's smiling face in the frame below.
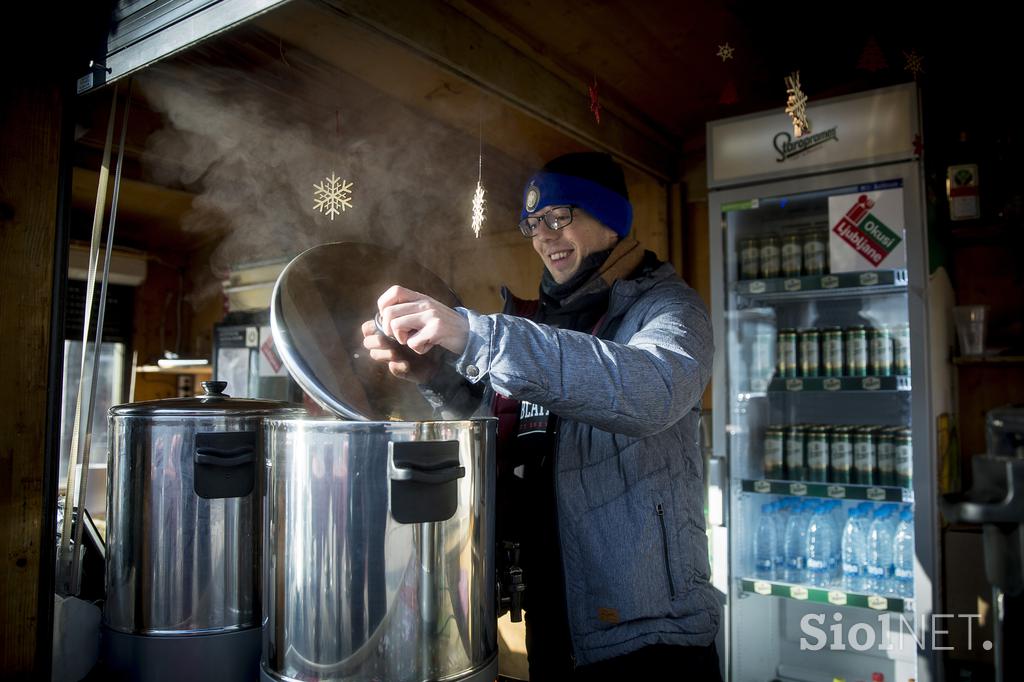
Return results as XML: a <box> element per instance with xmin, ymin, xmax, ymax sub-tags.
<box><xmin>530</xmin><ymin>206</ymin><xmax>618</xmax><ymax>284</ymax></box>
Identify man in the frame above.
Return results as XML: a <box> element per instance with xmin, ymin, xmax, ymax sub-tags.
<box><xmin>361</xmin><ymin>152</ymin><xmax>720</xmax><ymax>680</ymax></box>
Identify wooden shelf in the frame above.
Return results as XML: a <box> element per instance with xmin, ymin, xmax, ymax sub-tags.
<box><xmin>953</xmin><ymin>355</ymin><xmax>1024</xmax><ymax>366</ymax></box>
<box><xmin>949</xmin><ymin>222</ymin><xmax>1021</xmax><ymax>244</ymax></box>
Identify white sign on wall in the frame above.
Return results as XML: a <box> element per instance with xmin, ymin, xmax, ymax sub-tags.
<box><xmin>827</xmin><ymin>185</ymin><xmax>906</xmax><ymax>272</ymax></box>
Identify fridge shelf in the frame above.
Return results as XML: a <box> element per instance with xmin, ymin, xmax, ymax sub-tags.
<box><xmin>733</xmin><ymin>269</ymin><xmax>908</xmax><ymax>302</ymax></box>
<box><xmin>740</xmin><ymin>578</ymin><xmax>911</xmax><ymax>613</ymax></box>
<box><xmin>741</xmin><ymin>478</ymin><xmax>913</xmax><ymax>503</ymax></box>
<box><xmin>768</xmin><ymin>375</ymin><xmax>911</xmax><ymax>392</ymax></box>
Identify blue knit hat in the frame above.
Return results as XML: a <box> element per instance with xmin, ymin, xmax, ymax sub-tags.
<box><xmin>521</xmin><ymin>152</ymin><xmax>633</xmax><ymax>238</ymax></box>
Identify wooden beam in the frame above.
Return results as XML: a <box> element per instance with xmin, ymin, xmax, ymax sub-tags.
<box><xmin>0</xmin><ymin>81</ymin><xmax>63</xmax><ymax>677</ymax></box>
<box><xmin>316</xmin><ymin>0</ymin><xmax>675</xmax><ymax>180</ymax></box>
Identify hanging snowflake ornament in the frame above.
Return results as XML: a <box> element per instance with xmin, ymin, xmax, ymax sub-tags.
<box><xmin>903</xmin><ymin>49</ymin><xmax>925</xmax><ymax>79</ymax></box>
<box><xmin>588</xmin><ymin>77</ymin><xmax>602</xmax><ymax>125</ymax></box>
<box><xmin>471</xmin><ymin>181</ymin><xmax>486</xmax><ymax>238</ymax></box>
<box><xmin>784</xmin><ymin>71</ymin><xmax>811</xmax><ymax>137</ymax></box>
<box><xmin>716</xmin><ymin>43</ymin><xmax>735</xmax><ymax>62</ymax></box>
<box><xmin>313</xmin><ymin>172</ymin><xmax>353</xmax><ymax>220</ymax></box>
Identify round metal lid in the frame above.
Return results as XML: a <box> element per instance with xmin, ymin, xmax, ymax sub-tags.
<box><xmin>271</xmin><ymin>242</ymin><xmax>462</xmax><ymax>421</ymax></box>
<box><xmin>110</xmin><ymin>380</ymin><xmax>306</xmax><ymax>417</ymax></box>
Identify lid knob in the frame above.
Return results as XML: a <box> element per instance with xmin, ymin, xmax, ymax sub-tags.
<box><xmin>201</xmin><ymin>381</ymin><xmax>228</xmax><ymax>397</ymax></box>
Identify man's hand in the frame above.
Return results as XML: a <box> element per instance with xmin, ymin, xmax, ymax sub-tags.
<box><xmin>360</xmin><ymin>285</ymin><xmax>470</xmax><ymax>383</ymax></box>
<box><xmin>360</xmin><ymin>319</ymin><xmax>440</xmax><ymax>383</ymax></box>
<box><xmin>374</xmin><ymin>285</ymin><xmax>469</xmax><ymax>356</ymax></box>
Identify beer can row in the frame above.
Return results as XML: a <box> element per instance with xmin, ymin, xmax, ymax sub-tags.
<box><xmin>764</xmin><ymin>424</ymin><xmax>912</xmax><ymax>487</ymax></box>
<box><xmin>739</xmin><ymin>229</ymin><xmax>829</xmax><ymax>280</ymax></box>
<box><xmin>776</xmin><ymin>324</ymin><xmax>910</xmax><ymax>378</ymax></box>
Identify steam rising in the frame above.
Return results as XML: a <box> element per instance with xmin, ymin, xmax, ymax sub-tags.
<box><xmin>137</xmin><ymin>59</ymin><xmax>500</xmax><ymax>294</ymax></box>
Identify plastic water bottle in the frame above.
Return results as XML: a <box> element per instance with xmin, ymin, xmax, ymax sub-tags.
<box><xmin>805</xmin><ymin>505</ymin><xmax>835</xmax><ymax>587</ymax></box>
<box><xmin>826</xmin><ymin>500</ymin><xmax>843</xmax><ymax>581</ymax></box>
<box><xmin>857</xmin><ymin>505</ymin><xmax>876</xmax><ymax>590</ymax></box>
<box><xmin>773</xmin><ymin>499</ymin><xmax>791</xmax><ymax>576</ymax></box>
<box><xmin>841</xmin><ymin>508</ymin><xmax>864</xmax><ymax>592</ymax></box>
<box><xmin>867</xmin><ymin>508</ymin><xmax>895</xmax><ymax>594</ymax></box>
<box><xmin>755</xmin><ymin>503</ymin><xmax>778</xmax><ymax>579</ymax></box>
<box><xmin>771</xmin><ymin>502</ymin><xmax>787</xmax><ymax>577</ymax></box>
<box><xmin>893</xmin><ymin>508</ymin><xmax>915</xmax><ymax>597</ymax></box>
<box><xmin>784</xmin><ymin>501</ymin><xmax>812</xmax><ymax>583</ymax></box>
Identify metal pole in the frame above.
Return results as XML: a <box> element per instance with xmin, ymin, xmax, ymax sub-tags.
<box><xmin>59</xmin><ymin>82</ymin><xmax>118</xmax><ymax>594</ymax></box>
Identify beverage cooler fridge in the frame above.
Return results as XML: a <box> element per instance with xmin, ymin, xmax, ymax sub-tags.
<box><xmin>706</xmin><ymin>84</ymin><xmax>942</xmax><ymax>682</ymax></box>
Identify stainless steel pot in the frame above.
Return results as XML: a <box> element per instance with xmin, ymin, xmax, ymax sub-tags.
<box><xmin>102</xmin><ymin>380</ymin><xmax>304</xmax><ymax>681</ymax></box>
<box><xmin>260</xmin><ymin>416</ymin><xmax>497</xmax><ymax>682</ymax></box>
<box><xmin>262</xmin><ymin>243</ymin><xmax>499</xmax><ymax>682</ymax></box>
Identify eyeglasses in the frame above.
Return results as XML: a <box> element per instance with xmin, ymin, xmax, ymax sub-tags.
<box><xmin>518</xmin><ymin>205</ymin><xmax>575</xmax><ymax>238</ymax></box>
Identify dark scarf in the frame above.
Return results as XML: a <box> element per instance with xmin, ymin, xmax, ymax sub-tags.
<box><xmin>537</xmin><ymin>236</ymin><xmax>645</xmax><ymax>333</ymax></box>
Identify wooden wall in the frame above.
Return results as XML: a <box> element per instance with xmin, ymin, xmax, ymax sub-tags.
<box><xmin>949</xmin><ymin>230</ymin><xmax>1024</xmax><ymax>486</ymax></box>
<box><xmin>0</xmin><ymin>82</ymin><xmax>63</xmax><ymax>678</ymax></box>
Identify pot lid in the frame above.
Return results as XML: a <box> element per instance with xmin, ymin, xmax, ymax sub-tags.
<box><xmin>270</xmin><ymin>242</ymin><xmax>462</xmax><ymax>421</ymax></box>
<box><xmin>110</xmin><ymin>380</ymin><xmax>306</xmax><ymax>417</ymax></box>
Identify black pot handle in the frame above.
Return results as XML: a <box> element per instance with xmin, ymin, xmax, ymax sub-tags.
<box><xmin>390</xmin><ymin>464</ymin><xmax>465</xmax><ymax>484</ymax></box>
<box><xmin>195</xmin><ymin>446</ymin><xmax>255</xmax><ymax>467</ymax></box>
<box><xmin>388</xmin><ymin>440</ymin><xmax>464</xmax><ymax>523</ymax></box>
<box><xmin>194</xmin><ymin>432</ymin><xmax>257</xmax><ymax>499</ymax></box>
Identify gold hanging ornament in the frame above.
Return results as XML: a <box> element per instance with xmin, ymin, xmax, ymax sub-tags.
<box><xmin>313</xmin><ymin>112</ymin><xmax>354</xmax><ymax>221</ymax></box>
<box><xmin>716</xmin><ymin>43</ymin><xmax>735</xmax><ymax>61</ymax></box>
<box><xmin>471</xmin><ymin>181</ymin><xmax>486</xmax><ymax>238</ymax></box>
<box><xmin>784</xmin><ymin>71</ymin><xmax>810</xmax><ymax>137</ymax></box>
<box><xmin>903</xmin><ymin>49</ymin><xmax>924</xmax><ymax>79</ymax></box>
<box><xmin>471</xmin><ymin>140</ymin><xmax>486</xmax><ymax>238</ymax></box>
<box><xmin>313</xmin><ymin>172</ymin><xmax>354</xmax><ymax>221</ymax></box>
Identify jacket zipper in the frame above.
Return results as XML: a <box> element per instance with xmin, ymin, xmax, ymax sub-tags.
<box><xmin>551</xmin><ymin>417</ymin><xmax>577</xmax><ymax>670</ymax></box>
<box><xmin>656</xmin><ymin>503</ymin><xmax>677</xmax><ymax>598</ymax></box>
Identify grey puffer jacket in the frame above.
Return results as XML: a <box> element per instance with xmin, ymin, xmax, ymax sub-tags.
<box><xmin>451</xmin><ymin>258</ymin><xmax>719</xmax><ymax>666</ymax></box>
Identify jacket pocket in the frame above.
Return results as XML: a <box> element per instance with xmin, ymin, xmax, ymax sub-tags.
<box><xmin>656</xmin><ymin>502</ymin><xmax>676</xmax><ymax>598</ymax></box>
<box><xmin>576</xmin><ymin>467</ymin><xmax>678</xmax><ymax>629</ymax></box>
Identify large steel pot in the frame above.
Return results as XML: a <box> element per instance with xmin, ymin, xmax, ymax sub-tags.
<box><xmin>260</xmin><ymin>416</ymin><xmax>497</xmax><ymax>682</ymax></box>
<box><xmin>263</xmin><ymin>242</ymin><xmax>499</xmax><ymax>682</ymax></box>
<box><xmin>102</xmin><ymin>380</ymin><xmax>304</xmax><ymax>681</ymax></box>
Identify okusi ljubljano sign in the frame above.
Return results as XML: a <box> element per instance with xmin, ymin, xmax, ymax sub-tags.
<box><xmin>828</xmin><ymin>184</ymin><xmax>906</xmax><ymax>272</ymax></box>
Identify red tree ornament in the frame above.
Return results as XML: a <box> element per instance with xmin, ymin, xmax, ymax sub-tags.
<box><xmin>719</xmin><ymin>79</ymin><xmax>738</xmax><ymax>105</ymax></box>
<box><xmin>857</xmin><ymin>36</ymin><xmax>888</xmax><ymax>72</ymax></box>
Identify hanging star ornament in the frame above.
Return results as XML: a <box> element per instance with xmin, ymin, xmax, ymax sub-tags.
<box><xmin>784</xmin><ymin>71</ymin><xmax>811</xmax><ymax>137</ymax></box>
<box><xmin>903</xmin><ymin>49</ymin><xmax>925</xmax><ymax>79</ymax></box>
<box><xmin>716</xmin><ymin>43</ymin><xmax>735</xmax><ymax>62</ymax></box>
<box><xmin>471</xmin><ymin>181</ymin><xmax>486</xmax><ymax>238</ymax></box>
<box><xmin>313</xmin><ymin>172</ymin><xmax>353</xmax><ymax>220</ymax></box>
<box><xmin>588</xmin><ymin>77</ymin><xmax>602</xmax><ymax>125</ymax></box>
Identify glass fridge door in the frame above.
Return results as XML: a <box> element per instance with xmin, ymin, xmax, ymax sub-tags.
<box><xmin>711</xmin><ymin>165</ymin><xmax>935</xmax><ymax>682</ymax></box>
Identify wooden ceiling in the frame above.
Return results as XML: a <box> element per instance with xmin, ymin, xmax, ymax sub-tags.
<box><xmin>68</xmin><ymin>0</ymin><xmax>1009</xmax><ymax>255</ymax></box>
<box><xmin>455</xmin><ymin>0</ymin><xmax>1012</xmax><ymax>143</ymax></box>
